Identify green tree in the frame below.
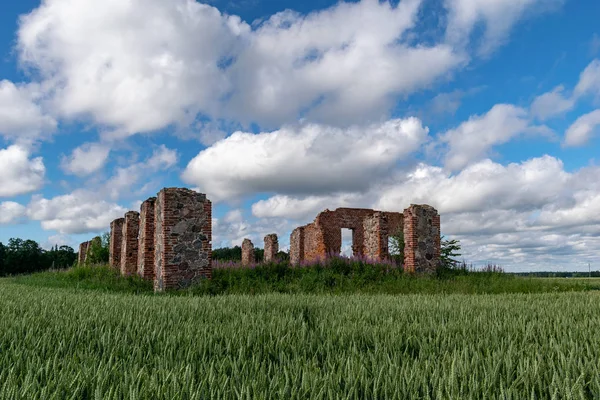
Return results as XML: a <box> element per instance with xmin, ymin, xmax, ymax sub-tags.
<box><xmin>86</xmin><ymin>233</ymin><xmax>110</xmax><ymax>265</ymax></box>
<box><xmin>388</xmin><ymin>228</ymin><xmax>404</xmax><ymax>266</ymax></box>
<box><xmin>440</xmin><ymin>235</ymin><xmax>461</xmax><ymax>268</ymax></box>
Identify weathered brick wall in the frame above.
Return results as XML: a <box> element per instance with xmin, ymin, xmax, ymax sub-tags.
<box><xmin>137</xmin><ymin>197</ymin><xmax>156</xmax><ymax>280</ymax></box>
<box><xmin>292</xmin><ymin>208</ymin><xmax>404</xmax><ymax>264</ymax></box>
<box><xmin>154</xmin><ymin>188</ymin><xmax>212</xmax><ymax>292</ymax></box>
<box><xmin>109</xmin><ymin>218</ymin><xmax>124</xmax><ymax>268</ymax></box>
<box><xmin>78</xmin><ymin>241</ymin><xmax>89</xmax><ymax>265</ymax></box>
<box><xmin>264</xmin><ymin>234</ymin><xmax>278</xmax><ymax>262</ymax></box>
<box><xmin>87</xmin><ymin>236</ymin><xmax>102</xmax><ymax>263</ymax></box>
<box><xmin>121</xmin><ymin>211</ymin><xmax>140</xmax><ymax>276</ymax></box>
<box><xmin>241</xmin><ymin>238</ymin><xmax>255</xmax><ymax>266</ymax></box>
<box><xmin>403</xmin><ymin>204</ymin><xmax>440</xmax><ymax>273</ymax></box>
<box><xmin>290</xmin><ymin>227</ymin><xmax>305</xmax><ymax>265</ymax></box>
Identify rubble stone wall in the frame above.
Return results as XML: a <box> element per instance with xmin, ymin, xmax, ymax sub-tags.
<box><xmin>290</xmin><ymin>227</ymin><xmax>305</xmax><ymax>266</ymax></box>
<box><xmin>109</xmin><ymin>218</ymin><xmax>124</xmax><ymax>268</ymax></box>
<box><xmin>120</xmin><ymin>211</ymin><xmax>140</xmax><ymax>276</ymax></box>
<box><xmin>78</xmin><ymin>241</ymin><xmax>89</xmax><ymax>265</ymax></box>
<box><xmin>154</xmin><ymin>188</ymin><xmax>211</xmax><ymax>292</ymax></box>
<box><xmin>264</xmin><ymin>234</ymin><xmax>279</xmax><ymax>263</ymax></box>
<box><xmin>241</xmin><ymin>238</ymin><xmax>255</xmax><ymax>266</ymax></box>
<box><xmin>137</xmin><ymin>197</ymin><xmax>156</xmax><ymax>280</ymax></box>
<box><xmin>403</xmin><ymin>204</ymin><xmax>441</xmax><ymax>273</ymax></box>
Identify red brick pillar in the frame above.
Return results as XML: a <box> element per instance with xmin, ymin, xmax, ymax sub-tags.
<box><xmin>154</xmin><ymin>188</ymin><xmax>212</xmax><ymax>292</ymax></box>
<box><xmin>290</xmin><ymin>227</ymin><xmax>305</xmax><ymax>266</ymax></box>
<box><xmin>121</xmin><ymin>211</ymin><xmax>140</xmax><ymax>276</ymax></box>
<box><xmin>137</xmin><ymin>197</ymin><xmax>156</xmax><ymax>280</ymax></box>
<box><xmin>109</xmin><ymin>218</ymin><xmax>124</xmax><ymax>269</ymax></box>
<box><xmin>403</xmin><ymin>204</ymin><xmax>440</xmax><ymax>273</ymax></box>
<box><xmin>264</xmin><ymin>234</ymin><xmax>279</xmax><ymax>263</ymax></box>
<box><xmin>241</xmin><ymin>239</ymin><xmax>255</xmax><ymax>266</ymax></box>
<box><xmin>78</xmin><ymin>241</ymin><xmax>89</xmax><ymax>265</ymax></box>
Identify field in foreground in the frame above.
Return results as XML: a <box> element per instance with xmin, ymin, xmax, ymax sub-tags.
<box><xmin>1</xmin><ymin>281</ymin><xmax>599</xmax><ymax>399</ymax></box>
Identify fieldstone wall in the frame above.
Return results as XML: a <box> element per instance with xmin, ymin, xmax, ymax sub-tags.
<box><xmin>154</xmin><ymin>188</ymin><xmax>212</xmax><ymax>292</ymax></box>
<box><xmin>137</xmin><ymin>197</ymin><xmax>156</xmax><ymax>280</ymax></box>
<box><xmin>264</xmin><ymin>234</ymin><xmax>278</xmax><ymax>263</ymax></box>
<box><xmin>121</xmin><ymin>211</ymin><xmax>140</xmax><ymax>276</ymax></box>
<box><xmin>109</xmin><ymin>218</ymin><xmax>124</xmax><ymax>269</ymax></box>
<box><xmin>78</xmin><ymin>241</ymin><xmax>90</xmax><ymax>264</ymax></box>
<box><xmin>290</xmin><ymin>227</ymin><xmax>305</xmax><ymax>266</ymax></box>
<box><xmin>403</xmin><ymin>204</ymin><xmax>441</xmax><ymax>273</ymax></box>
<box><xmin>241</xmin><ymin>238</ymin><xmax>255</xmax><ymax>266</ymax></box>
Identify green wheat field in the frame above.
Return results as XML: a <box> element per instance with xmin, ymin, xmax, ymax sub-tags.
<box><xmin>1</xmin><ymin>278</ymin><xmax>599</xmax><ymax>399</ymax></box>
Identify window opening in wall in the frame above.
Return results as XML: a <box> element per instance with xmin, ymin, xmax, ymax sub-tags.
<box><xmin>341</xmin><ymin>228</ymin><xmax>353</xmax><ymax>257</ymax></box>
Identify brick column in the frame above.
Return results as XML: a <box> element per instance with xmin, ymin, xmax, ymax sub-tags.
<box><xmin>154</xmin><ymin>188</ymin><xmax>212</xmax><ymax>292</ymax></box>
<box><xmin>109</xmin><ymin>218</ymin><xmax>124</xmax><ymax>269</ymax></box>
<box><xmin>241</xmin><ymin>239</ymin><xmax>255</xmax><ymax>266</ymax></box>
<box><xmin>137</xmin><ymin>197</ymin><xmax>156</xmax><ymax>280</ymax></box>
<box><xmin>290</xmin><ymin>227</ymin><xmax>305</xmax><ymax>266</ymax></box>
<box><xmin>78</xmin><ymin>241</ymin><xmax>89</xmax><ymax>265</ymax></box>
<box><xmin>121</xmin><ymin>211</ymin><xmax>140</xmax><ymax>276</ymax></box>
<box><xmin>264</xmin><ymin>234</ymin><xmax>279</xmax><ymax>263</ymax></box>
<box><xmin>403</xmin><ymin>204</ymin><xmax>440</xmax><ymax>273</ymax></box>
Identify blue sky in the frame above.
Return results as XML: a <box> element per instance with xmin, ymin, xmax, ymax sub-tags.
<box><xmin>0</xmin><ymin>0</ymin><xmax>599</xmax><ymax>271</ymax></box>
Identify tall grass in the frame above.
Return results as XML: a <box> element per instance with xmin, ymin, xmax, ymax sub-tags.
<box><xmin>0</xmin><ymin>281</ymin><xmax>599</xmax><ymax>398</ymax></box>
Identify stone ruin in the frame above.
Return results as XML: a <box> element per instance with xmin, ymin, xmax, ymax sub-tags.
<box><xmin>264</xmin><ymin>234</ymin><xmax>279</xmax><ymax>263</ymax></box>
<box><xmin>290</xmin><ymin>205</ymin><xmax>440</xmax><ymax>273</ymax></box>
<box><xmin>78</xmin><ymin>236</ymin><xmax>102</xmax><ymax>265</ymax></box>
<box><xmin>79</xmin><ymin>186</ymin><xmax>440</xmax><ymax>292</ymax></box>
<box><xmin>241</xmin><ymin>239</ymin><xmax>255</xmax><ymax>266</ymax></box>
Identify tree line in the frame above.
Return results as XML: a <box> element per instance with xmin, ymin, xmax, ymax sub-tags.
<box><xmin>0</xmin><ymin>238</ymin><xmax>77</xmax><ymax>276</ymax></box>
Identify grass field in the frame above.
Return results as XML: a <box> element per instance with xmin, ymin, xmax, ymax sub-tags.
<box><xmin>1</xmin><ymin>276</ymin><xmax>600</xmax><ymax>399</ymax></box>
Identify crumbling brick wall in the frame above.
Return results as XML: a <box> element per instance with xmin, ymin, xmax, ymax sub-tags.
<box><xmin>290</xmin><ymin>227</ymin><xmax>305</xmax><ymax>266</ymax></box>
<box><xmin>121</xmin><ymin>211</ymin><xmax>140</xmax><ymax>276</ymax></box>
<box><xmin>78</xmin><ymin>241</ymin><xmax>89</xmax><ymax>265</ymax></box>
<box><xmin>241</xmin><ymin>238</ymin><xmax>255</xmax><ymax>266</ymax></box>
<box><xmin>403</xmin><ymin>204</ymin><xmax>441</xmax><ymax>273</ymax></box>
<box><xmin>109</xmin><ymin>218</ymin><xmax>124</xmax><ymax>269</ymax></box>
<box><xmin>264</xmin><ymin>234</ymin><xmax>278</xmax><ymax>263</ymax></box>
<box><xmin>291</xmin><ymin>208</ymin><xmax>404</xmax><ymax>265</ymax></box>
<box><xmin>137</xmin><ymin>197</ymin><xmax>156</xmax><ymax>280</ymax></box>
<box><xmin>154</xmin><ymin>188</ymin><xmax>211</xmax><ymax>292</ymax></box>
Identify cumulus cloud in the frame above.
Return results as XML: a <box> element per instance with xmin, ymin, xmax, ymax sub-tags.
<box><xmin>444</xmin><ymin>0</ymin><xmax>564</xmax><ymax>56</ymax></box>
<box><xmin>0</xmin><ymin>80</ymin><xmax>56</xmax><ymax>142</ymax></box>
<box><xmin>182</xmin><ymin>118</ymin><xmax>429</xmax><ymax>201</ymax></box>
<box><xmin>574</xmin><ymin>59</ymin><xmax>600</xmax><ymax>99</ymax></box>
<box><xmin>27</xmin><ymin>190</ymin><xmax>128</xmax><ymax>234</ymax></box>
<box><xmin>16</xmin><ymin>0</ymin><xmax>467</xmax><ymax>133</ymax></box>
<box><xmin>564</xmin><ymin>109</ymin><xmax>600</xmax><ymax>147</ymax></box>
<box><xmin>0</xmin><ymin>145</ymin><xmax>45</xmax><ymax>197</ymax></box>
<box><xmin>61</xmin><ymin>142</ymin><xmax>111</xmax><ymax>176</ymax></box>
<box><xmin>439</xmin><ymin>104</ymin><xmax>543</xmax><ymax>170</ymax></box>
<box><xmin>0</xmin><ymin>202</ymin><xmax>27</xmax><ymax>224</ymax></box>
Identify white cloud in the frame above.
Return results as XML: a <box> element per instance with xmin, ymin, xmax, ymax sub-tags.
<box><xmin>564</xmin><ymin>109</ymin><xmax>600</xmax><ymax>147</ymax></box>
<box><xmin>0</xmin><ymin>145</ymin><xmax>45</xmax><ymax>197</ymax></box>
<box><xmin>444</xmin><ymin>0</ymin><xmax>564</xmax><ymax>56</ymax></box>
<box><xmin>106</xmin><ymin>145</ymin><xmax>178</xmax><ymax>199</ymax></box>
<box><xmin>574</xmin><ymin>59</ymin><xmax>600</xmax><ymax>99</ymax></box>
<box><xmin>252</xmin><ymin>193</ymin><xmax>367</xmax><ymax>220</ymax></box>
<box><xmin>439</xmin><ymin>104</ymin><xmax>540</xmax><ymax>170</ymax></box>
<box><xmin>18</xmin><ymin>0</ymin><xmax>249</xmax><ymax>137</ymax></box>
<box><xmin>27</xmin><ymin>190</ymin><xmax>127</xmax><ymax>234</ymax></box>
<box><xmin>530</xmin><ymin>85</ymin><xmax>575</xmax><ymax>120</ymax></box>
<box><xmin>61</xmin><ymin>142</ymin><xmax>110</xmax><ymax>176</ymax></box>
<box><xmin>17</xmin><ymin>0</ymin><xmax>466</xmax><ymax>133</ymax></box>
<box><xmin>0</xmin><ymin>202</ymin><xmax>27</xmax><ymax>224</ymax></box>
<box><xmin>0</xmin><ymin>80</ymin><xmax>56</xmax><ymax>142</ymax></box>
<box><xmin>182</xmin><ymin>117</ymin><xmax>429</xmax><ymax>201</ymax></box>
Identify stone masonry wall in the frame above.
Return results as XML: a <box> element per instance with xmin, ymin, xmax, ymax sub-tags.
<box><xmin>121</xmin><ymin>211</ymin><xmax>140</xmax><ymax>276</ymax></box>
<box><xmin>241</xmin><ymin>238</ymin><xmax>255</xmax><ymax>266</ymax></box>
<box><xmin>137</xmin><ymin>197</ymin><xmax>156</xmax><ymax>280</ymax></box>
<box><xmin>290</xmin><ymin>227</ymin><xmax>305</xmax><ymax>266</ymax></box>
<box><xmin>264</xmin><ymin>234</ymin><xmax>278</xmax><ymax>263</ymax></box>
<box><xmin>403</xmin><ymin>204</ymin><xmax>441</xmax><ymax>273</ymax></box>
<box><xmin>109</xmin><ymin>218</ymin><xmax>124</xmax><ymax>269</ymax></box>
<box><xmin>78</xmin><ymin>241</ymin><xmax>89</xmax><ymax>264</ymax></box>
<box><xmin>154</xmin><ymin>188</ymin><xmax>212</xmax><ymax>292</ymax></box>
